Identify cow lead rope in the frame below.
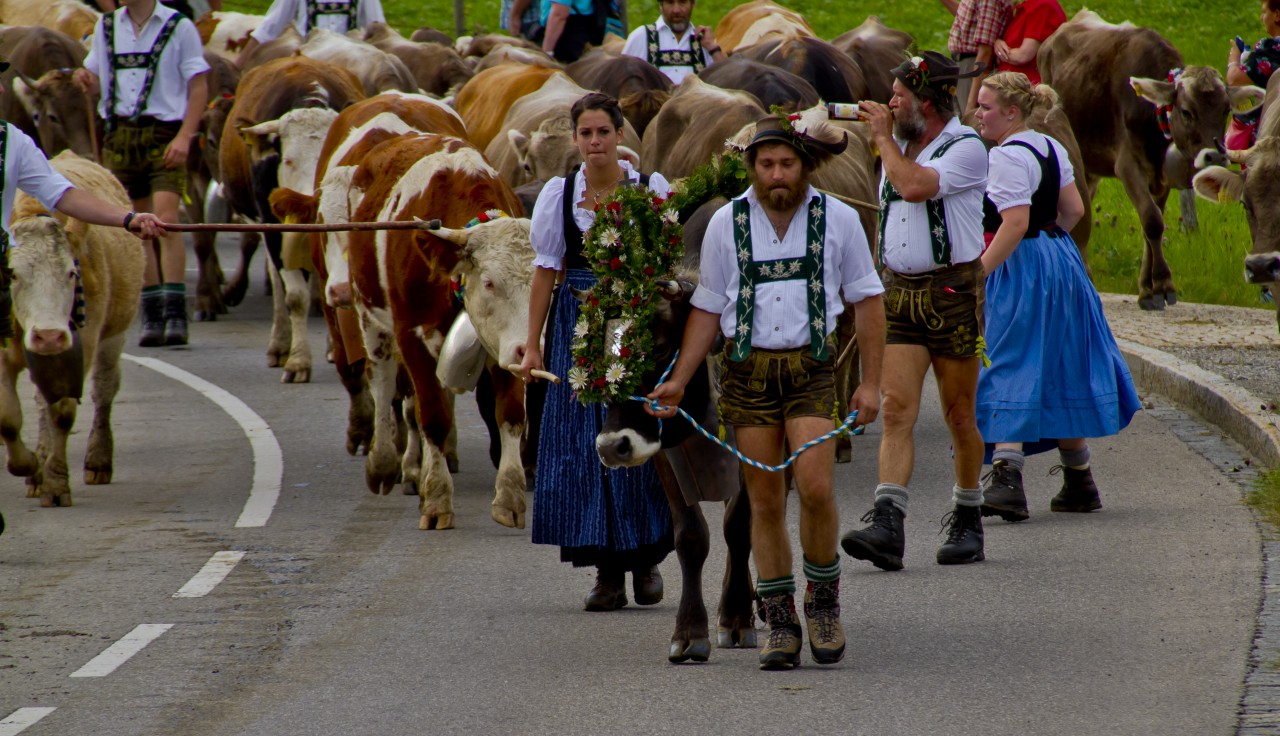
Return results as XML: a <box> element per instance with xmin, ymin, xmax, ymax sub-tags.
<box><xmin>628</xmin><ymin>352</ymin><xmax>863</xmax><ymax>474</ymax></box>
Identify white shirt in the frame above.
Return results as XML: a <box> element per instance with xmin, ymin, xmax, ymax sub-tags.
<box><xmin>691</xmin><ymin>186</ymin><xmax>884</xmax><ymax>350</ymax></box>
<box><xmin>880</xmin><ymin>117</ymin><xmax>988</xmax><ymax>274</ymax></box>
<box><xmin>1</xmin><ymin>124</ymin><xmax>74</xmax><ymax>237</ymax></box>
<box><xmin>83</xmin><ymin>5</ymin><xmax>210</xmax><ymax>122</ymax></box>
<box><xmin>620</xmin><ymin>17</ymin><xmax>714</xmax><ymax>85</ymax></box>
<box><xmin>251</xmin><ymin>0</ymin><xmax>387</xmax><ymax>43</ymax></box>
<box><xmin>987</xmin><ymin>129</ymin><xmax>1074</xmax><ymax>213</ymax></box>
<box><xmin>530</xmin><ymin>161</ymin><xmax>672</xmax><ymax>271</ymax></box>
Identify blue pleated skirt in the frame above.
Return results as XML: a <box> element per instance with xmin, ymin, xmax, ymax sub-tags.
<box><xmin>977</xmin><ymin>232</ymin><xmax>1141</xmax><ymax>458</ymax></box>
<box><xmin>531</xmin><ymin>270</ymin><xmax>672</xmax><ymax>565</ymax></box>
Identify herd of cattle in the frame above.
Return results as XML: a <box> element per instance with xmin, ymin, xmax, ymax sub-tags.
<box><xmin>0</xmin><ymin>0</ymin><xmax>1276</xmax><ymax>657</ymax></box>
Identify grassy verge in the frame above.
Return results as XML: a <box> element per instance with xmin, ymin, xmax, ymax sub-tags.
<box><xmin>219</xmin><ymin>0</ymin><xmax>1264</xmax><ymax>310</ymax></box>
<box><xmin>1249</xmin><ymin>467</ymin><xmax>1280</xmax><ymax>529</ymax></box>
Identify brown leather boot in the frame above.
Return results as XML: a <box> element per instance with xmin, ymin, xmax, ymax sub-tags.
<box><xmin>757</xmin><ymin>592</ymin><xmax>802</xmax><ymax>670</ymax></box>
<box><xmin>584</xmin><ymin>566</ymin><xmax>627</xmax><ymax>612</ymax></box>
<box><xmin>803</xmin><ymin>579</ymin><xmax>846</xmax><ymax>664</ymax></box>
<box><xmin>632</xmin><ymin>565</ymin><xmax>663</xmax><ymax>605</ymax></box>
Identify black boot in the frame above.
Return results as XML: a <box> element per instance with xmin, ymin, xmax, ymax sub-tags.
<box><xmin>584</xmin><ymin>566</ymin><xmax>627</xmax><ymax>611</ymax></box>
<box><xmin>980</xmin><ymin>459</ymin><xmax>1029</xmax><ymax>522</ymax></box>
<box><xmin>936</xmin><ymin>505</ymin><xmax>985</xmax><ymax>565</ymax></box>
<box><xmin>1050</xmin><ymin>465</ymin><xmax>1102</xmax><ymax>512</ymax></box>
<box><xmin>757</xmin><ymin>592</ymin><xmax>802</xmax><ymax>670</ymax></box>
<box><xmin>163</xmin><ymin>290</ymin><xmax>188</xmax><ymax>346</ymax></box>
<box><xmin>840</xmin><ymin>497</ymin><xmax>905</xmax><ymax>571</ymax></box>
<box><xmin>138</xmin><ymin>290</ymin><xmax>164</xmax><ymax>347</ymax></box>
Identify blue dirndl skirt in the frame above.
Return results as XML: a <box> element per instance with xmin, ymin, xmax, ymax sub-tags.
<box><xmin>977</xmin><ymin>231</ymin><xmax>1141</xmax><ymax>459</ymax></box>
<box><xmin>531</xmin><ymin>269</ymin><xmax>672</xmax><ymax>566</ymax></box>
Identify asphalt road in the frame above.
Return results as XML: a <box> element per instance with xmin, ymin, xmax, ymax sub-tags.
<box><xmin>0</xmin><ymin>241</ymin><xmax>1261</xmax><ymax>736</ymax></box>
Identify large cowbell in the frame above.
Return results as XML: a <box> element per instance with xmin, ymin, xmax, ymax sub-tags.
<box><xmin>23</xmin><ymin>326</ymin><xmax>85</xmax><ymax>403</ymax></box>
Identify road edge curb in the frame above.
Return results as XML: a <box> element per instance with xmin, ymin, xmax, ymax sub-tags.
<box><xmin>1117</xmin><ymin>338</ymin><xmax>1280</xmax><ymax>467</ymax></box>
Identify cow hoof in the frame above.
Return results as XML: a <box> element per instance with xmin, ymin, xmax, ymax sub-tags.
<box><xmin>419</xmin><ymin>512</ymin><xmax>454</xmax><ymax>530</ymax></box>
<box><xmin>717</xmin><ymin>626</ymin><xmax>757</xmax><ymax>649</ymax></box>
<box><xmin>8</xmin><ymin>453</ymin><xmax>38</xmax><ymax>478</ymax></box>
<box><xmin>223</xmin><ymin>281</ymin><xmax>248</xmax><ymax>308</ymax></box>
<box><xmin>1163</xmin><ymin>290</ymin><xmax>1178</xmax><ymax>307</ymax></box>
<box><xmin>40</xmin><ymin>493</ymin><xmax>54</xmax><ymax>508</ymax></box>
<box><xmin>446</xmin><ymin>455</ymin><xmax>459</xmax><ymax>474</ymax></box>
<box><xmin>84</xmin><ymin>469</ymin><xmax>112</xmax><ymax>485</ymax></box>
<box><xmin>490</xmin><ymin>507</ymin><xmax>525</xmax><ymax>529</ymax></box>
<box><xmin>193</xmin><ymin>310</ymin><xmax>218</xmax><ymax>323</ymax></box>
<box><xmin>669</xmin><ymin>638</ymin><xmax>711</xmax><ymax>664</ymax></box>
<box><xmin>346</xmin><ymin>436</ymin><xmax>371</xmax><ymax>456</ymax></box>
<box><xmin>25</xmin><ymin>477</ymin><xmax>39</xmax><ymax>498</ymax></box>
<box><xmin>280</xmin><ymin>368</ymin><xmax>311</xmax><ymax>384</ymax></box>
<box><xmin>266</xmin><ymin>353</ymin><xmax>285</xmax><ymax>368</ymax></box>
<box><xmin>401</xmin><ymin>480</ymin><xmax>419</xmax><ymax>496</ymax></box>
<box><xmin>365</xmin><ymin>474</ymin><xmax>397</xmax><ymax>495</ymax></box>
<box><xmin>1137</xmin><ymin>295</ymin><xmax>1166</xmax><ymax>311</ymax></box>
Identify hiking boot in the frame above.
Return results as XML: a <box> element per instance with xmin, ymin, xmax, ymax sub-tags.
<box><xmin>632</xmin><ymin>565</ymin><xmax>663</xmax><ymax>606</ymax></box>
<box><xmin>1050</xmin><ymin>465</ymin><xmax>1103</xmax><ymax>513</ymax></box>
<box><xmin>840</xmin><ymin>497</ymin><xmax>905</xmax><ymax>571</ymax></box>
<box><xmin>803</xmin><ymin>580</ymin><xmax>845</xmax><ymax>665</ymax></box>
<box><xmin>936</xmin><ymin>505</ymin><xmax>985</xmax><ymax>565</ymax></box>
<box><xmin>163</xmin><ymin>291</ymin><xmax>188</xmax><ymax>346</ymax></box>
<box><xmin>584</xmin><ymin>566</ymin><xmax>627</xmax><ymax>612</ymax></box>
<box><xmin>138</xmin><ymin>291</ymin><xmax>164</xmax><ymax>347</ymax></box>
<box><xmin>980</xmin><ymin>460</ymin><xmax>1029</xmax><ymax>522</ymax></box>
<box><xmin>757</xmin><ymin>592</ymin><xmax>802</xmax><ymax>670</ymax></box>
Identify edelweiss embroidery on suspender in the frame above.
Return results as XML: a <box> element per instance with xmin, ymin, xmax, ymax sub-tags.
<box><xmin>878</xmin><ymin>133</ymin><xmax>979</xmax><ymax>267</ymax></box>
<box><xmin>307</xmin><ymin>0</ymin><xmax>359</xmax><ymax>31</ymax></box>
<box><xmin>730</xmin><ymin>195</ymin><xmax>828</xmax><ymax>363</ymax></box>
<box><xmin>102</xmin><ymin>11</ymin><xmax>182</xmax><ymax>132</ymax></box>
<box><xmin>644</xmin><ymin>24</ymin><xmax>706</xmax><ymax>72</ymax></box>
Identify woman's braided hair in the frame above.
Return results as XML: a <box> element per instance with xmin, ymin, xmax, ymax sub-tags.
<box><xmin>981</xmin><ymin>71</ymin><xmax>1060</xmax><ymax>117</ymax></box>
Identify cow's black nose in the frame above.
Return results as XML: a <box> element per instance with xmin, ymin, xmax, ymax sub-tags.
<box><xmin>615</xmin><ymin>436</ymin><xmax>632</xmax><ymax>460</ymax></box>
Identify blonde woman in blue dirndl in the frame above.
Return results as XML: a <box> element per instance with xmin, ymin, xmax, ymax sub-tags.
<box><xmin>520</xmin><ymin>93</ymin><xmax>673</xmax><ymax>611</ymax></box>
<box><xmin>973</xmin><ymin>72</ymin><xmax>1140</xmax><ymax>523</ymax></box>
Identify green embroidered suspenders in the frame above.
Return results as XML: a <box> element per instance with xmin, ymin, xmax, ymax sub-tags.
<box><xmin>102</xmin><ymin>12</ymin><xmax>182</xmax><ymax>132</ymax></box>
<box><xmin>645</xmin><ymin>24</ymin><xmax>706</xmax><ymax>72</ymax></box>
<box><xmin>729</xmin><ymin>195</ymin><xmax>828</xmax><ymax>363</ymax></box>
<box><xmin>878</xmin><ymin>133</ymin><xmax>980</xmax><ymax>267</ymax></box>
<box><xmin>307</xmin><ymin>0</ymin><xmax>359</xmax><ymax>31</ymax></box>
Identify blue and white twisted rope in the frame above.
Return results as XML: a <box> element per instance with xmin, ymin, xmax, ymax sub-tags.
<box><xmin>631</xmin><ymin>352</ymin><xmax>863</xmax><ymax>474</ymax></box>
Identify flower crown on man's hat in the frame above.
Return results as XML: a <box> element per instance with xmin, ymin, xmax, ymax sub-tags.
<box><xmin>740</xmin><ymin>106</ymin><xmax>849</xmax><ymax>165</ymax></box>
<box><xmin>892</xmin><ymin>50</ymin><xmax>983</xmax><ymax>107</ymax></box>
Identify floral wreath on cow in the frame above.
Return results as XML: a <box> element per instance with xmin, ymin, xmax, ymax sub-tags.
<box><xmin>570</xmin><ymin>155</ymin><xmax>750</xmax><ymax>404</ymax></box>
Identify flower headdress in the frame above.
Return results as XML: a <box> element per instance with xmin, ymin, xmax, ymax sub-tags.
<box><xmin>741</xmin><ymin>106</ymin><xmax>849</xmax><ymax>166</ymax></box>
<box><xmin>891</xmin><ymin>50</ymin><xmax>982</xmax><ymax>110</ymax></box>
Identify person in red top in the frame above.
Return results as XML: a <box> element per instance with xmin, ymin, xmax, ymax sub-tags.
<box><xmin>993</xmin><ymin>0</ymin><xmax>1066</xmax><ymax>84</ymax></box>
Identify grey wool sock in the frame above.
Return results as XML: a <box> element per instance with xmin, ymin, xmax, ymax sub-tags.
<box><xmin>1059</xmin><ymin>445</ymin><xmax>1091</xmax><ymax>470</ymax></box>
<box><xmin>952</xmin><ymin>484</ymin><xmax>983</xmax><ymax>507</ymax></box>
<box><xmin>874</xmin><ymin>483</ymin><xmax>909</xmax><ymax>515</ymax></box>
<box><xmin>992</xmin><ymin>448</ymin><xmax>1025</xmax><ymax>470</ymax></box>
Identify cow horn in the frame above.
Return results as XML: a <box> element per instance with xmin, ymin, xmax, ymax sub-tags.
<box><xmin>1227</xmin><ymin>147</ymin><xmax>1256</xmax><ymax>165</ymax></box>
<box><xmin>655</xmin><ymin>280</ymin><xmax>683</xmax><ymax>299</ymax></box>
<box><xmin>419</xmin><ymin>220</ymin><xmax>470</xmax><ymax>247</ymax></box>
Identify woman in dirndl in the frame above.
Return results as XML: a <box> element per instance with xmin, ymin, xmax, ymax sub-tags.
<box><xmin>519</xmin><ymin>92</ymin><xmax>673</xmax><ymax>611</ymax></box>
<box><xmin>972</xmin><ymin>71</ymin><xmax>1141</xmax><ymax>523</ymax></box>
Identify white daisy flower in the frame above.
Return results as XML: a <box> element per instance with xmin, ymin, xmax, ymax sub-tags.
<box><xmin>601</xmin><ymin>227</ymin><xmax>621</xmax><ymax>246</ymax></box>
<box><xmin>573</xmin><ymin>319</ymin><xmax>590</xmax><ymax>339</ymax></box>
<box><xmin>568</xmin><ymin>366</ymin><xmax>589</xmax><ymax>391</ymax></box>
<box><xmin>605</xmin><ymin>362</ymin><xmax>627</xmax><ymax>384</ymax></box>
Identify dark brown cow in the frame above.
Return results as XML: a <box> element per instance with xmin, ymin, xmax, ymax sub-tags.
<box><xmin>186</xmin><ymin>52</ymin><xmax>240</xmax><ymax>323</ymax></box>
<box><xmin>363</xmin><ymin>22</ymin><xmax>474</xmax><ymax>96</ymax></box>
<box><xmin>1039</xmin><ymin>10</ymin><xmax>1264</xmax><ymax>310</ymax></box>
<box><xmin>2</xmin><ymin>26</ymin><xmax>93</xmax><ymax>157</ymax></box>
<box><xmin>409</xmin><ymin>26</ymin><xmax>453</xmax><ymax>45</ymax></box>
<box><xmin>219</xmin><ymin>56</ymin><xmax>364</xmax><ymax>367</ymax></box>
<box><xmin>732</xmin><ymin>35</ymin><xmax>868</xmax><ymax>104</ymax></box>
<box><xmin>345</xmin><ymin>133</ymin><xmax>527</xmax><ymax>530</ymax></box>
<box><xmin>830</xmin><ymin>16</ymin><xmax>913</xmax><ymax>104</ymax></box>
<box><xmin>641</xmin><ymin>75</ymin><xmax>765</xmax><ymax>179</ymax></box>
<box><xmin>698</xmin><ymin>56</ymin><xmax>819</xmax><ymax>111</ymax></box>
<box><xmin>567</xmin><ymin>51</ymin><xmax>672</xmax><ymax>137</ymax></box>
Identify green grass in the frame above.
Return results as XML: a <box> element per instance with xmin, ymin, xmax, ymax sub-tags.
<box><xmin>1249</xmin><ymin>466</ymin><xmax>1280</xmax><ymax>529</ymax></box>
<box><xmin>221</xmin><ymin>0</ymin><xmax>1267</xmax><ymax>309</ymax></box>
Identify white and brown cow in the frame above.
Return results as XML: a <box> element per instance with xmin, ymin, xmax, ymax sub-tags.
<box><xmin>0</xmin><ymin>152</ymin><xmax>144</xmax><ymax>508</ymax></box>
<box><xmin>194</xmin><ymin>11</ymin><xmax>266</xmax><ymax>62</ymax></box>
<box><xmin>299</xmin><ymin>28</ymin><xmax>418</xmax><ymax>97</ymax></box>
<box><xmin>1194</xmin><ymin>73</ymin><xmax>1280</xmax><ymax>327</ymax></box>
<box><xmin>345</xmin><ymin>133</ymin><xmax>528</xmax><ymax>530</ymax></box>
<box><xmin>0</xmin><ymin>0</ymin><xmax>98</xmax><ymax>47</ymax></box>
<box><xmin>1039</xmin><ymin>10</ymin><xmax>1265</xmax><ymax>310</ymax></box>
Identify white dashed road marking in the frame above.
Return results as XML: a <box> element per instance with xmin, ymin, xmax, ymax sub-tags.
<box><xmin>121</xmin><ymin>354</ymin><xmax>284</xmax><ymax>527</ymax></box>
<box><xmin>173</xmin><ymin>551</ymin><xmax>247</xmax><ymax>598</ymax></box>
<box><xmin>70</xmin><ymin>624</ymin><xmax>174</xmax><ymax>678</ymax></box>
<box><xmin>0</xmin><ymin>708</ymin><xmax>57</xmax><ymax>735</ymax></box>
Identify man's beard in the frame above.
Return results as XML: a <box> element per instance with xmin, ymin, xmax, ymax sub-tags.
<box><xmin>894</xmin><ymin>104</ymin><xmax>926</xmax><ymax>141</ymax></box>
<box><xmin>753</xmin><ymin>177</ymin><xmax>807</xmax><ymax>213</ymax></box>
<box><xmin>668</xmin><ymin>19</ymin><xmax>690</xmax><ymax>33</ymax></box>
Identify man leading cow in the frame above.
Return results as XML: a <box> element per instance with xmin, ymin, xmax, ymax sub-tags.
<box><xmin>646</xmin><ymin>113</ymin><xmax>885</xmax><ymax>670</ymax></box>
